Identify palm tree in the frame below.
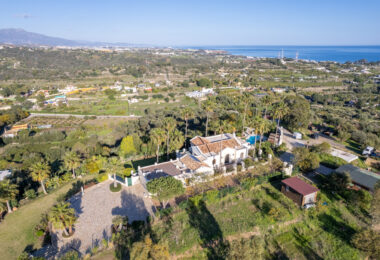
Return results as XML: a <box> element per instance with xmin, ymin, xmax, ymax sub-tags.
<box><xmin>273</xmin><ymin>101</ymin><xmax>289</xmax><ymax>144</ymax></box>
<box><xmin>151</xmin><ymin>128</ymin><xmax>166</xmax><ymax>163</ymax></box>
<box><xmin>163</xmin><ymin>117</ymin><xmax>177</xmax><ymax>159</ymax></box>
<box><xmin>257</xmin><ymin>118</ymin><xmax>270</xmax><ymax>155</ymax></box>
<box><xmin>240</xmin><ymin>93</ymin><xmax>252</xmax><ymax>136</ymax></box>
<box><xmin>63</xmin><ymin>151</ymin><xmax>81</xmax><ymax>179</ymax></box>
<box><xmin>29</xmin><ymin>161</ymin><xmax>51</xmax><ymax>195</ymax></box>
<box><xmin>108</xmin><ymin>157</ymin><xmax>121</xmax><ymax>188</ymax></box>
<box><xmin>0</xmin><ymin>180</ymin><xmax>18</xmax><ymax>213</ymax></box>
<box><xmin>48</xmin><ymin>202</ymin><xmax>76</xmax><ymax>236</ymax></box>
<box><xmin>202</xmin><ymin>100</ymin><xmax>216</xmax><ymax>136</ymax></box>
<box><xmin>261</xmin><ymin>94</ymin><xmax>273</xmax><ymax>119</ymax></box>
<box><xmin>181</xmin><ymin>107</ymin><xmax>195</xmax><ymax>148</ymax></box>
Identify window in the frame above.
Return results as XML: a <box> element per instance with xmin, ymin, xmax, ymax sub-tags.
<box><xmin>240</xmin><ymin>152</ymin><xmax>244</xmax><ymax>159</ymax></box>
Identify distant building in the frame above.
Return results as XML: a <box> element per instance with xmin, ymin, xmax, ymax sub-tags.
<box><xmin>185</xmin><ymin>88</ymin><xmax>215</xmax><ymax>98</ymax></box>
<box><xmin>336</xmin><ymin>164</ymin><xmax>380</xmax><ymax>192</ymax></box>
<box><xmin>2</xmin><ymin>124</ymin><xmax>29</xmax><ymax>138</ymax></box>
<box><xmin>45</xmin><ymin>95</ymin><xmax>67</xmax><ymax>106</ymax></box>
<box><xmin>281</xmin><ymin>177</ymin><xmax>319</xmax><ymax>207</ymax></box>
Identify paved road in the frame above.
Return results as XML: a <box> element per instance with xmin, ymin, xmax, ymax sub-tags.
<box><xmin>29</xmin><ymin>113</ymin><xmax>140</xmax><ymax>119</ymax></box>
<box><xmin>58</xmin><ymin>181</ymin><xmax>153</xmax><ymax>257</ymax></box>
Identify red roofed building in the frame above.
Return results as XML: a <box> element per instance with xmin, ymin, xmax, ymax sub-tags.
<box><xmin>281</xmin><ymin>177</ymin><xmax>319</xmax><ymax>207</ymax></box>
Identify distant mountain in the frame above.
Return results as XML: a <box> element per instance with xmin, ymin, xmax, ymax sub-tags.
<box><xmin>0</xmin><ymin>28</ymin><xmax>139</xmax><ymax>47</ymax></box>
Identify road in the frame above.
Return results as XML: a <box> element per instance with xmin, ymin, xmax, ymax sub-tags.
<box><xmin>29</xmin><ymin>113</ymin><xmax>141</xmax><ymax>119</ymax></box>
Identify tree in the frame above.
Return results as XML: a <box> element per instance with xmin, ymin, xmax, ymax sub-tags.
<box><xmin>163</xmin><ymin>117</ymin><xmax>177</xmax><ymax>160</ymax></box>
<box><xmin>147</xmin><ymin>176</ymin><xmax>184</xmax><ymax>208</ymax></box>
<box><xmin>370</xmin><ymin>181</ymin><xmax>380</xmax><ymax>228</ymax></box>
<box><xmin>107</xmin><ymin>157</ymin><xmax>122</xmax><ymax>188</ymax></box>
<box><xmin>240</xmin><ymin>93</ymin><xmax>252</xmax><ymax>136</ymax></box>
<box><xmin>119</xmin><ymin>135</ymin><xmax>137</xmax><ymax>158</ymax></box>
<box><xmin>261</xmin><ymin>94</ymin><xmax>273</xmax><ymax>119</ymax></box>
<box><xmin>181</xmin><ymin>107</ymin><xmax>195</xmax><ymax>148</ymax></box>
<box><xmin>256</xmin><ymin>118</ymin><xmax>270</xmax><ymax>155</ymax></box>
<box><xmin>112</xmin><ymin>215</ymin><xmax>128</xmax><ymax>232</ymax></box>
<box><xmin>85</xmin><ymin>155</ymin><xmax>105</xmax><ymax>174</ymax></box>
<box><xmin>151</xmin><ymin>128</ymin><xmax>166</xmax><ymax>163</ymax></box>
<box><xmin>63</xmin><ymin>151</ymin><xmax>81</xmax><ymax>178</ymax></box>
<box><xmin>351</xmin><ymin>229</ymin><xmax>380</xmax><ymax>259</ymax></box>
<box><xmin>169</xmin><ymin>129</ymin><xmax>185</xmax><ymax>155</ymax></box>
<box><xmin>0</xmin><ymin>180</ymin><xmax>18</xmax><ymax>213</ymax></box>
<box><xmin>29</xmin><ymin>160</ymin><xmax>51</xmax><ymax>194</ymax></box>
<box><xmin>48</xmin><ymin>202</ymin><xmax>77</xmax><ymax>236</ymax></box>
<box><xmin>338</xmin><ymin>130</ymin><xmax>351</xmax><ymax>142</ymax></box>
<box><xmin>130</xmin><ymin>235</ymin><xmax>170</xmax><ymax>260</ymax></box>
<box><xmin>202</xmin><ymin>100</ymin><xmax>216</xmax><ymax>136</ymax></box>
<box><xmin>293</xmin><ymin>147</ymin><xmax>320</xmax><ymax>172</ymax></box>
<box><xmin>283</xmin><ymin>96</ymin><xmax>311</xmax><ymax>131</ymax></box>
<box><xmin>273</xmin><ymin>101</ymin><xmax>289</xmax><ymax>143</ymax></box>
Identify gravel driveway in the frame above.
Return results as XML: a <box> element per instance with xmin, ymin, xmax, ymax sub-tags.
<box><xmin>56</xmin><ymin>180</ymin><xmax>154</xmax><ymax>256</ymax></box>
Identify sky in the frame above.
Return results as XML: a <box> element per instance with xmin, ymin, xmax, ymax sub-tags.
<box><xmin>0</xmin><ymin>0</ymin><xmax>379</xmax><ymax>46</ymax></box>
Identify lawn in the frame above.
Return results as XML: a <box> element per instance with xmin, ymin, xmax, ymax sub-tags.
<box><xmin>0</xmin><ymin>177</ymin><xmax>92</xmax><ymax>260</ymax></box>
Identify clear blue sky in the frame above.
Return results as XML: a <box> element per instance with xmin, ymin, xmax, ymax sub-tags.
<box><xmin>0</xmin><ymin>0</ymin><xmax>379</xmax><ymax>45</ymax></box>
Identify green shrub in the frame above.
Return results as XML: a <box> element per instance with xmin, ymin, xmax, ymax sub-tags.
<box><xmin>319</xmin><ymin>153</ymin><xmax>346</xmax><ymax>169</ymax></box>
<box><xmin>35</xmin><ymin>230</ymin><xmax>44</xmax><ymax>237</ymax></box>
<box><xmin>96</xmin><ymin>173</ymin><xmax>108</xmax><ymax>183</ymax></box>
<box><xmin>110</xmin><ymin>183</ymin><xmax>122</xmax><ymax>192</ymax></box>
<box><xmin>241</xmin><ymin>177</ymin><xmax>258</xmax><ymax>190</ymax></box>
<box><xmin>244</xmin><ymin>158</ymin><xmax>254</xmax><ymax>168</ymax></box>
<box><xmin>24</xmin><ymin>189</ymin><xmax>37</xmax><ymax>199</ymax></box>
<box><xmin>205</xmin><ymin>190</ymin><xmax>219</xmax><ymax>203</ymax></box>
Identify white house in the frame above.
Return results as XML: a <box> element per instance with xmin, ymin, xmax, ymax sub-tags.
<box><xmin>189</xmin><ymin>133</ymin><xmax>249</xmax><ymax>169</ymax></box>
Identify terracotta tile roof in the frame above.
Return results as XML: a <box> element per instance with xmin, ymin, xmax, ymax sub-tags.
<box><xmin>281</xmin><ymin>177</ymin><xmax>319</xmax><ymax>196</ymax></box>
<box><xmin>191</xmin><ymin>135</ymin><xmax>240</xmax><ymax>155</ymax></box>
<box><xmin>179</xmin><ymin>154</ymin><xmax>210</xmax><ymax>171</ymax></box>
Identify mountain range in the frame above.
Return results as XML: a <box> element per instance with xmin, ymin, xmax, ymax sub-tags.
<box><xmin>0</xmin><ymin>28</ymin><xmax>140</xmax><ymax>47</ymax></box>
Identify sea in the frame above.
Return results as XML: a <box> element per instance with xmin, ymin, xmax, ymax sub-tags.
<box><xmin>180</xmin><ymin>45</ymin><xmax>380</xmax><ymax>63</ymax></box>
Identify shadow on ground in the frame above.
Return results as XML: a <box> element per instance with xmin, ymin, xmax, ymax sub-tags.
<box><xmin>186</xmin><ymin>199</ymin><xmax>230</xmax><ymax>259</ymax></box>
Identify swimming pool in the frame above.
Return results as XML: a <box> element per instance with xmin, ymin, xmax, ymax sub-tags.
<box><xmin>247</xmin><ymin>135</ymin><xmax>261</xmax><ymax>145</ymax></box>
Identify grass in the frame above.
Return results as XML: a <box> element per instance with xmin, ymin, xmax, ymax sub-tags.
<box><xmin>0</xmin><ymin>176</ymin><xmax>93</xmax><ymax>260</ymax></box>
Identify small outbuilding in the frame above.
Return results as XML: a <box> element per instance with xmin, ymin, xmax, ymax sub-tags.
<box><xmin>281</xmin><ymin>177</ymin><xmax>319</xmax><ymax>207</ymax></box>
<box><xmin>336</xmin><ymin>164</ymin><xmax>380</xmax><ymax>192</ymax></box>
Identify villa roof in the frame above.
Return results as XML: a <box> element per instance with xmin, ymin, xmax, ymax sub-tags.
<box><xmin>179</xmin><ymin>154</ymin><xmax>210</xmax><ymax>171</ymax></box>
<box><xmin>190</xmin><ymin>134</ymin><xmax>242</xmax><ymax>156</ymax></box>
<box><xmin>140</xmin><ymin>162</ymin><xmax>181</xmax><ymax>181</ymax></box>
<box><xmin>282</xmin><ymin>177</ymin><xmax>319</xmax><ymax>196</ymax></box>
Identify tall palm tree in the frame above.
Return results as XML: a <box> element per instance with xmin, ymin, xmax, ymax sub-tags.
<box><xmin>273</xmin><ymin>101</ymin><xmax>289</xmax><ymax>144</ymax></box>
<box><xmin>29</xmin><ymin>161</ymin><xmax>51</xmax><ymax>195</ymax></box>
<box><xmin>257</xmin><ymin>118</ymin><xmax>270</xmax><ymax>155</ymax></box>
<box><xmin>151</xmin><ymin>128</ymin><xmax>166</xmax><ymax>163</ymax></box>
<box><xmin>108</xmin><ymin>157</ymin><xmax>121</xmax><ymax>188</ymax></box>
<box><xmin>202</xmin><ymin>100</ymin><xmax>216</xmax><ymax>136</ymax></box>
<box><xmin>261</xmin><ymin>94</ymin><xmax>273</xmax><ymax>119</ymax></box>
<box><xmin>241</xmin><ymin>93</ymin><xmax>252</xmax><ymax>136</ymax></box>
<box><xmin>48</xmin><ymin>202</ymin><xmax>76</xmax><ymax>236</ymax></box>
<box><xmin>0</xmin><ymin>180</ymin><xmax>18</xmax><ymax>213</ymax></box>
<box><xmin>163</xmin><ymin>117</ymin><xmax>177</xmax><ymax>159</ymax></box>
<box><xmin>63</xmin><ymin>151</ymin><xmax>81</xmax><ymax>179</ymax></box>
<box><xmin>181</xmin><ymin>107</ymin><xmax>195</xmax><ymax>148</ymax></box>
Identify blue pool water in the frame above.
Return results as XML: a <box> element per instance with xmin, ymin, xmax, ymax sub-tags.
<box><xmin>247</xmin><ymin>135</ymin><xmax>260</xmax><ymax>145</ymax></box>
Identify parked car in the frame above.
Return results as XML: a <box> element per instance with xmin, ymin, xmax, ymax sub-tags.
<box><xmin>362</xmin><ymin>146</ymin><xmax>374</xmax><ymax>156</ymax></box>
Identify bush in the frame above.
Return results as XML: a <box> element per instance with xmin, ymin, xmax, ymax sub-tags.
<box><xmin>205</xmin><ymin>189</ymin><xmax>219</xmax><ymax>203</ymax></box>
<box><xmin>96</xmin><ymin>173</ymin><xmax>108</xmax><ymax>183</ymax></box>
<box><xmin>24</xmin><ymin>189</ymin><xmax>37</xmax><ymax>199</ymax></box>
<box><xmin>244</xmin><ymin>158</ymin><xmax>254</xmax><ymax>168</ymax></box>
<box><xmin>241</xmin><ymin>177</ymin><xmax>258</xmax><ymax>190</ymax></box>
<box><xmin>110</xmin><ymin>183</ymin><xmax>122</xmax><ymax>192</ymax></box>
<box><xmin>35</xmin><ymin>230</ymin><xmax>44</xmax><ymax>237</ymax></box>
<box><xmin>319</xmin><ymin>153</ymin><xmax>346</xmax><ymax>169</ymax></box>
<box><xmin>312</xmin><ymin>142</ymin><xmax>331</xmax><ymax>153</ymax></box>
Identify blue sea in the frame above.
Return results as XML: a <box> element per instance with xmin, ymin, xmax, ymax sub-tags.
<box><xmin>180</xmin><ymin>45</ymin><xmax>380</xmax><ymax>63</ymax></box>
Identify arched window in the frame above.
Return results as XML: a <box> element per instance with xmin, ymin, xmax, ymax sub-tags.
<box><xmin>224</xmin><ymin>154</ymin><xmax>230</xmax><ymax>164</ymax></box>
<box><xmin>212</xmin><ymin>159</ymin><xmax>216</xmax><ymax>165</ymax></box>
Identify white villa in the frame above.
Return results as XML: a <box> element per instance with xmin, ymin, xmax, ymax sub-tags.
<box><xmin>138</xmin><ymin>133</ymin><xmax>250</xmax><ymax>187</ymax></box>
